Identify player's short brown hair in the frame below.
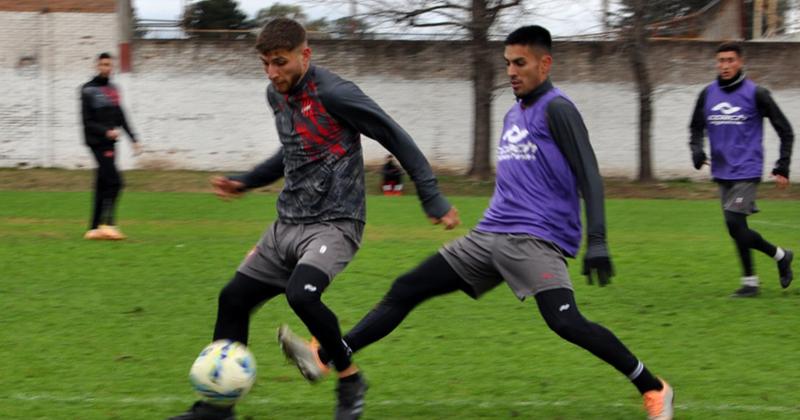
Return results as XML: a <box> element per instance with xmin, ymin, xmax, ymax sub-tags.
<box><xmin>255</xmin><ymin>18</ymin><xmax>307</xmax><ymax>54</ymax></box>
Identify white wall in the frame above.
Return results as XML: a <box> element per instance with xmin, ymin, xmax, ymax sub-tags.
<box><xmin>2</xmin><ymin>14</ymin><xmax>798</xmax><ymax>180</ymax></box>
<box><xmin>0</xmin><ymin>11</ymin><xmax>117</xmax><ymax>169</ymax></box>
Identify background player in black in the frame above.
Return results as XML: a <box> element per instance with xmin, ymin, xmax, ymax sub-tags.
<box><xmin>80</xmin><ymin>52</ymin><xmax>142</xmax><ymax>240</ymax></box>
<box><xmin>381</xmin><ymin>155</ymin><xmax>403</xmax><ymax>195</ymax></box>
<box><xmin>169</xmin><ymin>19</ymin><xmax>459</xmax><ymax>420</ymax></box>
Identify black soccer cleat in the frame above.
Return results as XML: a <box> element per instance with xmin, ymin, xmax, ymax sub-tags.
<box><xmin>778</xmin><ymin>249</ymin><xmax>794</xmax><ymax>289</ymax></box>
<box><xmin>167</xmin><ymin>401</ymin><xmax>235</xmax><ymax>420</ymax></box>
<box><xmin>335</xmin><ymin>374</ymin><xmax>368</xmax><ymax>420</ymax></box>
<box><xmin>731</xmin><ymin>285</ymin><xmax>760</xmax><ymax>298</ymax></box>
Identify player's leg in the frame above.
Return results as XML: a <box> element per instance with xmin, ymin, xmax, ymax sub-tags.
<box><xmin>280</xmin><ymin>252</ymin><xmax>469</xmax><ymax>382</ymax></box>
<box><xmin>169</xmin><ymin>226</ymin><xmax>289</xmax><ymax>420</ymax></box>
<box><xmin>89</xmin><ymin>148</ymin><xmax>126</xmax><ymax>239</ymax></box>
<box><xmin>169</xmin><ymin>272</ymin><xmax>282</xmax><ymax>420</ymax></box>
<box><xmin>494</xmin><ymin>235</ymin><xmax>672</xmax><ymax>419</ymax></box>
<box><xmin>720</xmin><ymin>181</ymin><xmax>793</xmax><ymax>294</ymax></box>
<box><xmin>306</xmin><ymin>230</ymin><xmax>498</xmax><ymax>369</ymax></box>
<box><xmin>724</xmin><ymin>210</ymin><xmax>792</xmax><ymax>294</ymax></box>
<box><xmin>102</xmin><ymin>150</ymin><xmax>124</xmax><ymax>227</ymax></box>
<box><xmin>278</xmin><ymin>221</ymin><xmax>369</xmax><ymax>420</ymax></box>
<box><xmin>214</xmin><ymin>271</ymin><xmax>284</xmax><ymax>344</ymax></box>
<box><xmin>340</xmin><ymin>253</ymin><xmax>470</xmax><ymax>355</ymax></box>
<box><xmin>85</xmin><ymin>148</ymin><xmax>107</xmax><ymax>237</ymax></box>
<box><xmin>535</xmin><ymin>289</ymin><xmax>673</xmax><ymax>419</ymax></box>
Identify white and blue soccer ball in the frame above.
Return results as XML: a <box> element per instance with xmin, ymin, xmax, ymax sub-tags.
<box><xmin>189</xmin><ymin>340</ymin><xmax>257</xmax><ymax>405</ymax></box>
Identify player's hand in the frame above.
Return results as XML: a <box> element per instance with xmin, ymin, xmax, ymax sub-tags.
<box><xmin>429</xmin><ymin>206</ymin><xmax>460</xmax><ymax>230</ymax></box>
<box><xmin>692</xmin><ymin>151</ymin><xmax>708</xmax><ymax>170</ymax></box>
<box><xmin>773</xmin><ymin>174</ymin><xmax>789</xmax><ymax>189</ymax></box>
<box><xmin>583</xmin><ymin>242</ymin><xmax>614</xmax><ymax>286</ymax></box>
<box><xmin>210</xmin><ymin>176</ymin><xmax>246</xmax><ymax>200</ymax></box>
<box><xmin>106</xmin><ymin>129</ymin><xmax>120</xmax><ymax>141</ymax></box>
<box><xmin>132</xmin><ymin>142</ymin><xmax>143</xmax><ymax>157</ymax></box>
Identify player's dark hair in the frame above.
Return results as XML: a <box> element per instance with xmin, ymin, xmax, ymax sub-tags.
<box><xmin>716</xmin><ymin>42</ymin><xmax>742</xmax><ymax>56</ymax></box>
<box><xmin>97</xmin><ymin>52</ymin><xmax>112</xmax><ymax>60</ymax></box>
<box><xmin>255</xmin><ymin>18</ymin><xmax>307</xmax><ymax>54</ymax></box>
<box><xmin>504</xmin><ymin>25</ymin><xmax>552</xmax><ymax>54</ymax></box>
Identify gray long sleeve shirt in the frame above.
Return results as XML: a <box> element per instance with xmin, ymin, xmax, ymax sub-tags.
<box><xmin>231</xmin><ymin>65</ymin><xmax>451</xmax><ymax>224</ymax></box>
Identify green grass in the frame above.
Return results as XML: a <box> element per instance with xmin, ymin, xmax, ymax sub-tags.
<box><xmin>1</xmin><ymin>191</ymin><xmax>799</xmax><ymax>419</ymax></box>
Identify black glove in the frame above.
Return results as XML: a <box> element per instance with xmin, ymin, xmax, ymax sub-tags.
<box><xmin>692</xmin><ymin>151</ymin><xmax>707</xmax><ymax>170</ymax></box>
<box><xmin>583</xmin><ymin>242</ymin><xmax>614</xmax><ymax>286</ymax></box>
<box><xmin>771</xmin><ymin>166</ymin><xmax>789</xmax><ymax>178</ymax></box>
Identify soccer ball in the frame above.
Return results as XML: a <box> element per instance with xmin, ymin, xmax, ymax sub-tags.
<box><xmin>189</xmin><ymin>340</ymin><xmax>257</xmax><ymax>405</ymax></box>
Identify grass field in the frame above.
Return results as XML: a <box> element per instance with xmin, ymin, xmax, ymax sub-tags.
<box><xmin>1</xmin><ymin>185</ymin><xmax>799</xmax><ymax>419</ymax></box>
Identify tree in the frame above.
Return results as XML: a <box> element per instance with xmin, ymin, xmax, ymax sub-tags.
<box><xmin>627</xmin><ymin>0</ymin><xmax>654</xmax><ymax>181</ymax></box>
<box><xmin>330</xmin><ymin>16</ymin><xmax>371</xmax><ymax>37</ymax></box>
<box><xmin>613</xmin><ymin>0</ymin><xmax>725</xmax><ymax>181</ymax></box>
<box><xmin>342</xmin><ymin>0</ymin><xmax>523</xmax><ymax>179</ymax></box>
<box><xmin>182</xmin><ymin>0</ymin><xmax>249</xmax><ymax>36</ymax></box>
<box><xmin>253</xmin><ymin>3</ymin><xmax>308</xmax><ymax>28</ymax></box>
<box><xmin>251</xmin><ymin>3</ymin><xmax>330</xmax><ymax>33</ymax></box>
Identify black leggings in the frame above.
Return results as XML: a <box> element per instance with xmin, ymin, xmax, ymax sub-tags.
<box><xmin>342</xmin><ymin>253</ymin><xmax>640</xmax><ymax>378</ymax></box>
<box><xmin>724</xmin><ymin>211</ymin><xmax>777</xmax><ymax>277</ymax></box>
<box><xmin>214</xmin><ymin>265</ymin><xmax>354</xmax><ymax>372</ymax></box>
<box><xmin>90</xmin><ymin>147</ymin><xmax>124</xmax><ymax>229</ymax></box>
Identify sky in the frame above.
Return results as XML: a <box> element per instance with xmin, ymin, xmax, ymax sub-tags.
<box><xmin>132</xmin><ymin>0</ymin><xmax>609</xmax><ymax>37</ymax></box>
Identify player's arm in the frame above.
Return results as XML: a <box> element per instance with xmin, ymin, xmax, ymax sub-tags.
<box><xmin>756</xmin><ymin>87</ymin><xmax>794</xmax><ymax>182</ymax></box>
<box><xmin>80</xmin><ymin>88</ymin><xmax>110</xmax><ymax>145</ymax></box>
<box><xmin>214</xmin><ymin>147</ymin><xmax>285</xmax><ymax>199</ymax></box>
<box><xmin>118</xmin><ymin>106</ymin><xmax>138</xmax><ymax>144</ymax></box>
<box><xmin>689</xmin><ymin>88</ymin><xmax>708</xmax><ymax>170</ymax></box>
<box><xmin>228</xmin><ymin>147</ymin><xmax>285</xmax><ymax>189</ymax></box>
<box><xmin>322</xmin><ymin>81</ymin><xmax>458</xmax><ymax>228</ymax></box>
<box><xmin>547</xmin><ymin>97</ymin><xmax>613</xmax><ymax>286</ymax></box>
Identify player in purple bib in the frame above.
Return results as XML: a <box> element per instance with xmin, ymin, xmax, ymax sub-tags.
<box><xmin>281</xmin><ymin>26</ymin><xmax>674</xmax><ymax>420</ymax></box>
<box><xmin>689</xmin><ymin>42</ymin><xmax>794</xmax><ymax>297</ymax></box>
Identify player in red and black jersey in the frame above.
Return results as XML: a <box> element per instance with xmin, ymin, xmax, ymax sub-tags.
<box><xmin>80</xmin><ymin>52</ymin><xmax>142</xmax><ymax>240</ymax></box>
<box><xmin>169</xmin><ymin>19</ymin><xmax>459</xmax><ymax>420</ymax></box>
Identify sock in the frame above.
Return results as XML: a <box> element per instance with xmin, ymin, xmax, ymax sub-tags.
<box><xmin>318</xmin><ymin>345</ymin><xmax>331</xmax><ymax>365</ymax></box>
<box><xmin>741</xmin><ymin>275</ymin><xmax>760</xmax><ymax>287</ymax></box>
<box><xmin>339</xmin><ymin>371</ymin><xmax>362</xmax><ymax>383</ymax></box>
<box><xmin>628</xmin><ymin>361</ymin><xmax>663</xmax><ymax>394</ymax></box>
<box><xmin>774</xmin><ymin>247</ymin><xmax>786</xmax><ymax>261</ymax></box>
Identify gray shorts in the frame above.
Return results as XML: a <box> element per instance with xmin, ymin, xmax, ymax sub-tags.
<box><xmin>440</xmin><ymin>229</ymin><xmax>573</xmax><ymax>300</ymax></box>
<box><xmin>719</xmin><ymin>181</ymin><xmax>759</xmax><ymax>215</ymax></box>
<box><xmin>238</xmin><ymin>219</ymin><xmax>363</xmax><ymax>288</ymax></box>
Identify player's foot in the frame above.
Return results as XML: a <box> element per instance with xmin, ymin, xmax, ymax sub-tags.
<box><xmin>277</xmin><ymin>324</ymin><xmax>330</xmax><ymax>382</ymax></box>
<box><xmin>167</xmin><ymin>401</ymin><xmax>235</xmax><ymax>420</ymax></box>
<box><xmin>83</xmin><ymin>229</ymin><xmax>107</xmax><ymax>240</ymax></box>
<box><xmin>335</xmin><ymin>374</ymin><xmax>368</xmax><ymax>420</ymax></box>
<box><xmin>99</xmin><ymin>225</ymin><xmax>127</xmax><ymax>240</ymax></box>
<box><xmin>731</xmin><ymin>285</ymin><xmax>760</xmax><ymax>297</ymax></box>
<box><xmin>643</xmin><ymin>378</ymin><xmax>673</xmax><ymax>420</ymax></box>
<box><xmin>778</xmin><ymin>249</ymin><xmax>794</xmax><ymax>289</ymax></box>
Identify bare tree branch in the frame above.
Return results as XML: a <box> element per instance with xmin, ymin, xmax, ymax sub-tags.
<box><xmin>405</xmin><ymin>21</ymin><xmax>467</xmax><ymax>28</ymax></box>
<box><xmin>396</xmin><ymin>2</ymin><xmax>469</xmax><ymax>21</ymax></box>
<box><xmin>487</xmin><ymin>0</ymin><xmax>523</xmax><ymax>14</ymax></box>
<box><xmin>486</xmin><ymin>0</ymin><xmax>522</xmax><ymax>25</ymax></box>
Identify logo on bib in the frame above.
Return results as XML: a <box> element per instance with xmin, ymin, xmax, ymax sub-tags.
<box><xmin>711</xmin><ymin>102</ymin><xmax>741</xmax><ymax>115</ymax></box>
<box><xmin>709</xmin><ymin>102</ymin><xmax>747</xmax><ymax>126</ymax></box>
<box><xmin>498</xmin><ymin>124</ymin><xmax>538</xmax><ymax>161</ymax></box>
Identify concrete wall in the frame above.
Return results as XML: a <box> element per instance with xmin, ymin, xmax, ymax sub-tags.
<box><xmin>2</xmin><ymin>33</ymin><xmax>799</xmax><ymax>179</ymax></box>
<box><xmin>0</xmin><ymin>9</ymin><xmax>117</xmax><ymax>169</ymax></box>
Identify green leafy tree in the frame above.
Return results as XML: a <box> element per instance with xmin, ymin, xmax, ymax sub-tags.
<box><xmin>182</xmin><ymin>0</ymin><xmax>249</xmax><ymax>36</ymax></box>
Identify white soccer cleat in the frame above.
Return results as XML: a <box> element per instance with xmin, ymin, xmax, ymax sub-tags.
<box><xmin>277</xmin><ymin>324</ymin><xmax>330</xmax><ymax>383</ymax></box>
